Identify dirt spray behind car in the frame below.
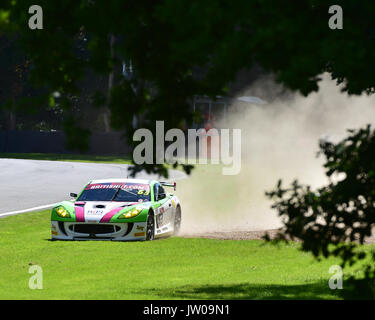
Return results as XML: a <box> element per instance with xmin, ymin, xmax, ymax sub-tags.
<box><xmin>177</xmin><ymin>73</ymin><xmax>375</xmax><ymax>236</ymax></box>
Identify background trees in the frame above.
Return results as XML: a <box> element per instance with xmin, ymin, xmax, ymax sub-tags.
<box><xmin>2</xmin><ymin>0</ymin><xmax>375</xmax><ymax>174</ymax></box>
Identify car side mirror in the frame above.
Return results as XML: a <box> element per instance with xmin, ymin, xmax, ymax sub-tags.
<box><xmin>70</xmin><ymin>192</ymin><xmax>78</xmax><ymax>198</ymax></box>
<box><xmin>158</xmin><ymin>193</ymin><xmax>166</xmax><ymax>200</ymax></box>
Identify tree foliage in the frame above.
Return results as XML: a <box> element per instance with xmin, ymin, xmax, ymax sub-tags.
<box><xmin>266</xmin><ymin>126</ymin><xmax>375</xmax><ymax>298</ymax></box>
<box><xmin>2</xmin><ymin>0</ymin><xmax>375</xmax><ymax>175</ymax></box>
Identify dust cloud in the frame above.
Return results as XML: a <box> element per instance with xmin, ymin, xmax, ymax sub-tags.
<box><xmin>177</xmin><ymin>73</ymin><xmax>375</xmax><ymax>235</ymax></box>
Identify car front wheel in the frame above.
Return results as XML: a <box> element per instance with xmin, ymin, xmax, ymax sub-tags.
<box><xmin>146</xmin><ymin>213</ymin><xmax>155</xmax><ymax>241</ymax></box>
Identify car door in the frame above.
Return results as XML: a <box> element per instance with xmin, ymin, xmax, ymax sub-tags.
<box><xmin>154</xmin><ymin>183</ymin><xmax>173</xmax><ymax>229</ymax></box>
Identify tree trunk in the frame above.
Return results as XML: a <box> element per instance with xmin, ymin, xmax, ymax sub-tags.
<box><xmin>103</xmin><ymin>34</ymin><xmax>116</xmax><ymax>133</ymax></box>
<box><xmin>9</xmin><ymin>110</ymin><xmax>16</xmax><ymax>130</ymax></box>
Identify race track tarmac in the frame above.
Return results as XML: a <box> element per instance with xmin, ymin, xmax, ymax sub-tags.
<box><xmin>0</xmin><ymin>158</ymin><xmax>186</xmax><ymax>216</ymax></box>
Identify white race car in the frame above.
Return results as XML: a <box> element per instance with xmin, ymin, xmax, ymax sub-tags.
<box><xmin>51</xmin><ymin>178</ymin><xmax>181</xmax><ymax>241</ymax></box>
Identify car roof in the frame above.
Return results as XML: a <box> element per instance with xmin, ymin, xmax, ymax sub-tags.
<box><xmin>89</xmin><ymin>178</ymin><xmax>153</xmax><ymax>185</ymax></box>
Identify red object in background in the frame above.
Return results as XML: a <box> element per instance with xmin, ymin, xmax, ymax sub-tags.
<box><xmin>204</xmin><ymin>112</ymin><xmax>216</xmax><ymax>126</ymax></box>
<box><xmin>201</xmin><ymin>112</ymin><xmax>219</xmax><ymax>160</ymax></box>
<box><xmin>206</xmin><ymin>124</ymin><xmax>211</xmax><ymax>159</ymax></box>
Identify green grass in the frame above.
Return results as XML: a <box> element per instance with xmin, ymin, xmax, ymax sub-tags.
<box><xmin>0</xmin><ymin>152</ymin><xmax>132</xmax><ymax>164</ymax></box>
<box><xmin>1</xmin><ymin>210</ymin><xmax>372</xmax><ymax>300</ymax></box>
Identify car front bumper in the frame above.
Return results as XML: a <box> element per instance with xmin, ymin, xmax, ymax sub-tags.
<box><xmin>51</xmin><ymin>220</ymin><xmax>147</xmax><ymax>241</ymax></box>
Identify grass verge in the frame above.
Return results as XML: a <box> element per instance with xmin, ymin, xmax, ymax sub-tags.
<box><xmin>1</xmin><ymin>210</ymin><xmax>372</xmax><ymax>300</ymax></box>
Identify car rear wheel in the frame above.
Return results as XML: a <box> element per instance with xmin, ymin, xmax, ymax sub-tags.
<box><xmin>146</xmin><ymin>213</ymin><xmax>155</xmax><ymax>241</ymax></box>
<box><xmin>174</xmin><ymin>206</ymin><xmax>181</xmax><ymax>235</ymax></box>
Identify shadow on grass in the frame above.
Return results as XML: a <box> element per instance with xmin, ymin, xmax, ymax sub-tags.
<box><xmin>138</xmin><ymin>282</ymin><xmax>361</xmax><ymax>300</ymax></box>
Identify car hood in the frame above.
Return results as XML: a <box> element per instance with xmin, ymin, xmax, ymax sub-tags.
<box><xmin>73</xmin><ymin>201</ymin><xmax>138</xmax><ymax>223</ymax></box>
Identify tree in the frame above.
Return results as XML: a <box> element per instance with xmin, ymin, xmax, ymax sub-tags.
<box><xmin>0</xmin><ymin>34</ymin><xmax>28</xmax><ymax>130</ymax></box>
<box><xmin>2</xmin><ymin>0</ymin><xmax>375</xmax><ymax>176</ymax></box>
<box><xmin>266</xmin><ymin>126</ymin><xmax>375</xmax><ymax>298</ymax></box>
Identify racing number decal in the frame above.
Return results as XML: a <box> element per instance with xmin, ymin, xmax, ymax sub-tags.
<box><xmin>156</xmin><ymin>211</ymin><xmax>164</xmax><ymax>227</ymax></box>
<box><xmin>156</xmin><ymin>205</ymin><xmax>166</xmax><ymax>228</ymax></box>
<box><xmin>137</xmin><ymin>190</ymin><xmax>150</xmax><ymax>195</ymax></box>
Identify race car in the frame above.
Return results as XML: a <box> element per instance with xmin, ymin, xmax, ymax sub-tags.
<box><xmin>50</xmin><ymin>178</ymin><xmax>181</xmax><ymax>241</ymax></box>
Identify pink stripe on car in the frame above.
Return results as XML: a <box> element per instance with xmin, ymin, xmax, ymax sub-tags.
<box><xmin>100</xmin><ymin>207</ymin><xmax>123</xmax><ymax>223</ymax></box>
<box><xmin>75</xmin><ymin>206</ymin><xmax>85</xmax><ymax>222</ymax></box>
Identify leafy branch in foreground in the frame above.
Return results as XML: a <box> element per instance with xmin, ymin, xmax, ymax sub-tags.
<box><xmin>266</xmin><ymin>125</ymin><xmax>375</xmax><ymax>298</ymax></box>
<box><xmin>3</xmin><ymin>1</ymin><xmax>375</xmax><ymax>176</ymax></box>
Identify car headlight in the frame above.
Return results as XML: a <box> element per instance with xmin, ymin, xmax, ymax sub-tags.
<box><xmin>56</xmin><ymin>206</ymin><xmax>70</xmax><ymax>218</ymax></box>
<box><xmin>118</xmin><ymin>207</ymin><xmax>143</xmax><ymax>219</ymax></box>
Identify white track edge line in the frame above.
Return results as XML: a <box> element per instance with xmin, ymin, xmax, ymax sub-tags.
<box><xmin>0</xmin><ymin>203</ymin><xmax>58</xmax><ymax>218</ymax></box>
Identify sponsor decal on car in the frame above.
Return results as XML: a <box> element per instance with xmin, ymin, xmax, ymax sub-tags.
<box><xmin>86</xmin><ymin>209</ymin><xmax>104</xmax><ymax>216</ymax></box>
<box><xmin>85</xmin><ymin>183</ymin><xmax>150</xmax><ymax>191</ymax></box>
<box><xmin>134</xmin><ymin>232</ymin><xmax>146</xmax><ymax>237</ymax></box>
<box><xmin>136</xmin><ymin>225</ymin><xmax>144</xmax><ymax>231</ymax></box>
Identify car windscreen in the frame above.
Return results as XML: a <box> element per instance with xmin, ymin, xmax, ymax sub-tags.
<box><xmin>77</xmin><ymin>183</ymin><xmax>151</xmax><ymax>202</ymax></box>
